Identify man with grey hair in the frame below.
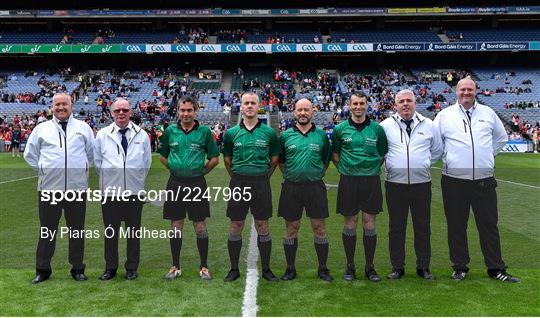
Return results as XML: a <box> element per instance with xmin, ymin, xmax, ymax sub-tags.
<box><xmin>380</xmin><ymin>89</ymin><xmax>443</xmax><ymax>280</ymax></box>
<box><xmin>434</xmin><ymin>77</ymin><xmax>520</xmax><ymax>282</ymax></box>
<box><xmin>94</xmin><ymin>98</ymin><xmax>151</xmax><ymax>281</ymax></box>
<box><xmin>24</xmin><ymin>92</ymin><xmax>94</xmax><ymax>284</ymax></box>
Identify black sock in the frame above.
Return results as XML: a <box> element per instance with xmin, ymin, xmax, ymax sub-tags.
<box><xmin>283</xmin><ymin>237</ymin><xmax>297</xmax><ymax>270</ymax></box>
<box><xmin>314</xmin><ymin>236</ymin><xmax>329</xmax><ymax>270</ymax></box>
<box><xmin>228</xmin><ymin>234</ymin><xmax>242</xmax><ymax>270</ymax></box>
<box><xmin>363</xmin><ymin>229</ymin><xmax>377</xmax><ymax>268</ymax></box>
<box><xmin>342</xmin><ymin>227</ymin><xmax>356</xmax><ymax>267</ymax></box>
<box><xmin>170</xmin><ymin>233</ymin><xmax>182</xmax><ymax>269</ymax></box>
<box><xmin>196</xmin><ymin>230</ymin><xmax>209</xmax><ymax>269</ymax></box>
<box><xmin>258</xmin><ymin>234</ymin><xmax>272</xmax><ymax>271</ymax></box>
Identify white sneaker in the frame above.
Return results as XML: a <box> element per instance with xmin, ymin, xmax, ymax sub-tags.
<box><xmin>199</xmin><ymin>267</ymin><xmax>212</xmax><ymax>280</ymax></box>
<box><xmin>164</xmin><ymin>266</ymin><xmax>181</xmax><ymax>280</ymax></box>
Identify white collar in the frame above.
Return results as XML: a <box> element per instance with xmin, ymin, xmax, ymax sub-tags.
<box><xmin>53</xmin><ymin>114</ymin><xmax>73</xmax><ymax>124</ymax></box>
<box><xmin>113</xmin><ymin>122</ymin><xmax>132</xmax><ymax>133</ymax></box>
<box><xmin>458</xmin><ymin>101</ymin><xmax>478</xmax><ymax>113</ymax></box>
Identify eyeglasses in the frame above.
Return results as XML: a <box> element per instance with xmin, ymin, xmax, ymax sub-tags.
<box><xmin>113</xmin><ymin>109</ymin><xmax>131</xmax><ymax>114</ymax></box>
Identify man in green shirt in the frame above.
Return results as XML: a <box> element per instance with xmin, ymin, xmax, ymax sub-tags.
<box><xmin>222</xmin><ymin>92</ymin><xmax>280</xmax><ymax>282</ymax></box>
<box><xmin>332</xmin><ymin>91</ymin><xmax>388</xmax><ymax>282</ymax></box>
<box><xmin>159</xmin><ymin>95</ymin><xmax>219</xmax><ymax>281</ymax></box>
<box><xmin>278</xmin><ymin>98</ymin><xmax>333</xmax><ymax>282</ymax></box>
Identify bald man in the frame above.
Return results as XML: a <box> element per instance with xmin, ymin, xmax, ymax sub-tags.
<box><xmin>94</xmin><ymin>98</ymin><xmax>151</xmax><ymax>281</ymax></box>
<box><xmin>24</xmin><ymin>92</ymin><xmax>94</xmax><ymax>284</ymax></box>
<box><xmin>433</xmin><ymin>78</ymin><xmax>520</xmax><ymax>283</ymax></box>
<box><xmin>278</xmin><ymin>99</ymin><xmax>333</xmax><ymax>281</ymax></box>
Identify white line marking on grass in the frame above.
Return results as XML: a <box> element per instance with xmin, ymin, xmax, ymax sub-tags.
<box><xmin>431</xmin><ymin>167</ymin><xmax>540</xmax><ymax>190</ymax></box>
<box><xmin>326</xmin><ymin>170</ymin><xmax>540</xmax><ymax>190</ymax></box>
<box><xmin>242</xmin><ymin>217</ymin><xmax>260</xmax><ymax>317</ymax></box>
<box><xmin>0</xmin><ymin>175</ymin><xmax>37</xmax><ymax>184</ymax></box>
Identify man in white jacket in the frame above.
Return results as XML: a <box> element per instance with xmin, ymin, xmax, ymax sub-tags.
<box><xmin>380</xmin><ymin>89</ymin><xmax>443</xmax><ymax>280</ymax></box>
<box><xmin>94</xmin><ymin>98</ymin><xmax>152</xmax><ymax>281</ymax></box>
<box><xmin>433</xmin><ymin>77</ymin><xmax>520</xmax><ymax>283</ymax></box>
<box><xmin>24</xmin><ymin>92</ymin><xmax>94</xmax><ymax>284</ymax></box>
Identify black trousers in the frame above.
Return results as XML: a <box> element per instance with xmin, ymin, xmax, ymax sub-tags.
<box><xmin>441</xmin><ymin>175</ymin><xmax>506</xmax><ymax>270</ymax></box>
<box><xmin>37</xmin><ymin>192</ymin><xmax>86</xmax><ymax>275</ymax></box>
<box><xmin>385</xmin><ymin>181</ymin><xmax>431</xmax><ymax>269</ymax></box>
<box><xmin>101</xmin><ymin>196</ymin><xmax>143</xmax><ymax>271</ymax></box>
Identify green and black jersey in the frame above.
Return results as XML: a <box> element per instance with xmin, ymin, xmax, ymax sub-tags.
<box><xmin>332</xmin><ymin>117</ymin><xmax>388</xmax><ymax>176</ymax></box>
<box><xmin>159</xmin><ymin>120</ymin><xmax>219</xmax><ymax>178</ymax></box>
<box><xmin>279</xmin><ymin>124</ymin><xmax>330</xmax><ymax>182</ymax></box>
<box><xmin>222</xmin><ymin>120</ymin><xmax>280</xmax><ymax>176</ymax></box>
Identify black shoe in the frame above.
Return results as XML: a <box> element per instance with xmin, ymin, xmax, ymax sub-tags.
<box><xmin>488</xmin><ymin>269</ymin><xmax>521</xmax><ymax>283</ymax></box>
<box><xmin>417</xmin><ymin>268</ymin><xmax>435</xmax><ymax>280</ymax></box>
<box><xmin>125</xmin><ymin>270</ymin><xmax>138</xmax><ymax>280</ymax></box>
<box><xmin>343</xmin><ymin>265</ymin><xmax>356</xmax><ymax>281</ymax></box>
<box><xmin>365</xmin><ymin>266</ymin><xmax>381</xmax><ymax>282</ymax></box>
<box><xmin>281</xmin><ymin>268</ymin><xmax>297</xmax><ymax>281</ymax></box>
<box><xmin>387</xmin><ymin>268</ymin><xmax>405</xmax><ymax>280</ymax></box>
<box><xmin>71</xmin><ymin>273</ymin><xmax>87</xmax><ymax>282</ymax></box>
<box><xmin>31</xmin><ymin>273</ymin><xmax>50</xmax><ymax>284</ymax></box>
<box><xmin>318</xmin><ymin>268</ymin><xmax>333</xmax><ymax>282</ymax></box>
<box><xmin>451</xmin><ymin>269</ymin><xmax>467</xmax><ymax>281</ymax></box>
<box><xmin>224</xmin><ymin>269</ymin><xmax>241</xmax><ymax>282</ymax></box>
<box><xmin>262</xmin><ymin>269</ymin><xmax>279</xmax><ymax>282</ymax></box>
<box><xmin>99</xmin><ymin>269</ymin><xmax>117</xmax><ymax>281</ymax></box>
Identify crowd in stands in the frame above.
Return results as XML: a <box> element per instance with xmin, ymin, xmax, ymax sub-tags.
<box><xmin>216</xmin><ymin>29</ymin><xmax>250</xmax><ymax>43</ymax></box>
<box><xmin>92</xmin><ymin>29</ymin><xmax>116</xmax><ymax>44</ymax></box>
<box><xmin>504</xmin><ymin>101</ymin><xmax>540</xmax><ymax>109</ymax></box>
<box><xmin>173</xmin><ymin>26</ymin><xmax>209</xmax><ymax>44</ymax></box>
<box><xmin>508</xmin><ymin>114</ymin><xmax>539</xmax><ymax>142</ymax></box>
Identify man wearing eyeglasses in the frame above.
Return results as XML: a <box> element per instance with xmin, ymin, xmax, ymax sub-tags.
<box><xmin>94</xmin><ymin>98</ymin><xmax>152</xmax><ymax>281</ymax></box>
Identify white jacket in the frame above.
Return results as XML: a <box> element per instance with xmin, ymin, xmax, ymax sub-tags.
<box><xmin>380</xmin><ymin>112</ymin><xmax>443</xmax><ymax>184</ymax></box>
<box><xmin>24</xmin><ymin>115</ymin><xmax>94</xmax><ymax>191</ymax></box>
<box><xmin>433</xmin><ymin>102</ymin><xmax>508</xmax><ymax>180</ymax></box>
<box><xmin>94</xmin><ymin>122</ymin><xmax>152</xmax><ymax>196</ymax></box>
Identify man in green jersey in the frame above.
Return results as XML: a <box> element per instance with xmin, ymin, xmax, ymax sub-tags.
<box><xmin>159</xmin><ymin>95</ymin><xmax>219</xmax><ymax>280</ymax></box>
<box><xmin>222</xmin><ymin>92</ymin><xmax>280</xmax><ymax>282</ymax></box>
<box><xmin>332</xmin><ymin>91</ymin><xmax>388</xmax><ymax>282</ymax></box>
<box><xmin>278</xmin><ymin>98</ymin><xmax>333</xmax><ymax>282</ymax></box>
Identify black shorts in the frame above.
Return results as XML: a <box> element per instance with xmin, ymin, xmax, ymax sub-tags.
<box><xmin>226</xmin><ymin>174</ymin><xmax>272</xmax><ymax>221</ymax></box>
<box><xmin>163</xmin><ymin>175</ymin><xmax>210</xmax><ymax>222</ymax></box>
<box><xmin>12</xmin><ymin>142</ymin><xmax>20</xmax><ymax>148</ymax></box>
<box><xmin>278</xmin><ymin>180</ymin><xmax>329</xmax><ymax>221</ymax></box>
<box><xmin>336</xmin><ymin>175</ymin><xmax>383</xmax><ymax>215</ymax></box>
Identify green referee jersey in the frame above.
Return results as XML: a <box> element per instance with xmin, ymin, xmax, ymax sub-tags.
<box><xmin>332</xmin><ymin>117</ymin><xmax>388</xmax><ymax>176</ymax></box>
<box><xmin>222</xmin><ymin>120</ymin><xmax>280</xmax><ymax>176</ymax></box>
<box><xmin>159</xmin><ymin>120</ymin><xmax>219</xmax><ymax>178</ymax></box>
<box><xmin>279</xmin><ymin>124</ymin><xmax>331</xmax><ymax>182</ymax></box>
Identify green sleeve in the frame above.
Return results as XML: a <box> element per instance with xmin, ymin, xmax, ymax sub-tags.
<box><xmin>205</xmin><ymin>128</ymin><xmax>219</xmax><ymax>159</ymax></box>
<box><xmin>376</xmin><ymin>125</ymin><xmax>388</xmax><ymax>158</ymax></box>
<box><xmin>279</xmin><ymin>134</ymin><xmax>287</xmax><ymax>163</ymax></box>
<box><xmin>322</xmin><ymin>131</ymin><xmax>331</xmax><ymax>165</ymax></box>
<box><xmin>269</xmin><ymin>130</ymin><xmax>280</xmax><ymax>157</ymax></box>
<box><xmin>222</xmin><ymin>129</ymin><xmax>233</xmax><ymax>157</ymax></box>
<box><xmin>158</xmin><ymin>128</ymin><xmax>170</xmax><ymax>158</ymax></box>
<box><xmin>331</xmin><ymin>125</ymin><xmax>342</xmax><ymax>154</ymax></box>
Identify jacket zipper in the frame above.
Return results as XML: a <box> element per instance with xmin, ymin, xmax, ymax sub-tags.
<box><xmin>468</xmin><ymin>121</ymin><xmax>475</xmax><ymax>180</ymax></box>
<box><xmin>463</xmin><ymin>114</ymin><xmax>475</xmax><ymax>180</ymax></box>
<box><xmin>64</xmin><ymin>133</ymin><xmax>67</xmax><ymax>191</ymax></box>
<box><xmin>394</xmin><ymin>117</ymin><xmax>423</xmax><ymax>184</ymax></box>
<box><xmin>121</xmin><ymin>128</ymin><xmax>141</xmax><ymax>190</ymax></box>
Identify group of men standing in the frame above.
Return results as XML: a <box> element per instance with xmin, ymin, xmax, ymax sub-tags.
<box><xmin>24</xmin><ymin>77</ymin><xmax>520</xmax><ymax>285</ymax></box>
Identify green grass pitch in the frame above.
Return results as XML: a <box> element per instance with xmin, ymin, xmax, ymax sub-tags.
<box><xmin>0</xmin><ymin>152</ymin><xmax>539</xmax><ymax>316</ymax></box>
